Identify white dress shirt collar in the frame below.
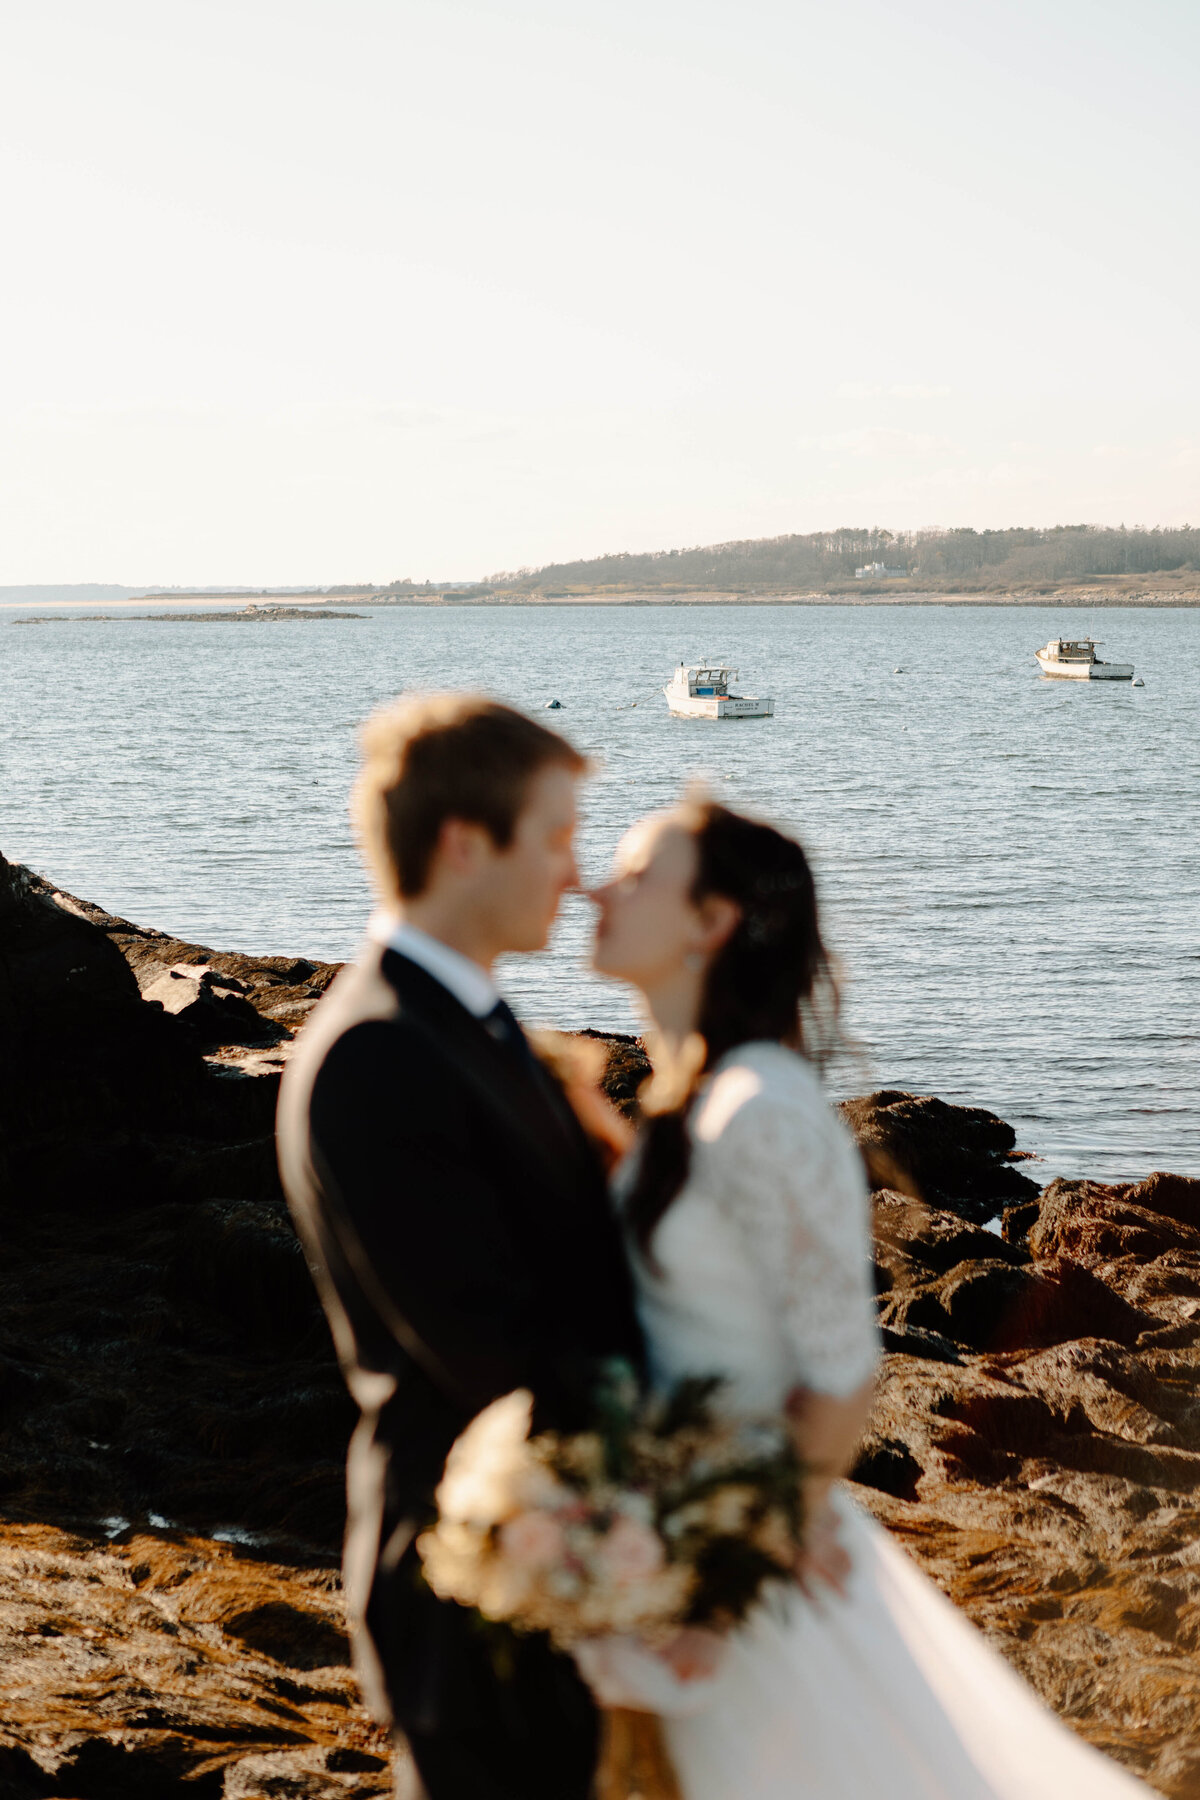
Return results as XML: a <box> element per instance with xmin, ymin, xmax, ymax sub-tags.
<box><xmin>368</xmin><ymin>912</ymin><xmax>499</xmax><ymax>1019</ymax></box>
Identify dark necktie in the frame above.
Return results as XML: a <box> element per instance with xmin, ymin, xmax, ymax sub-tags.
<box><xmin>485</xmin><ymin>998</ymin><xmax>580</xmax><ymax>1141</ymax></box>
<box><xmin>484</xmin><ymin>997</ymin><xmax>533</xmax><ymax>1063</ymax></box>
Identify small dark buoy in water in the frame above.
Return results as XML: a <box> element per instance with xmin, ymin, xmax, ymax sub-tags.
<box><xmin>544</xmin><ymin>699</ymin><xmax>564</xmax><ymax>709</ymax></box>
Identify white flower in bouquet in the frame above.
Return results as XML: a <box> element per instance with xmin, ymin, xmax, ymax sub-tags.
<box><xmin>435</xmin><ymin>1389</ymin><xmax>537</xmax><ymax>1526</ymax></box>
<box><xmin>418</xmin><ymin>1365</ymin><xmax>804</xmax><ymax>1650</ymax></box>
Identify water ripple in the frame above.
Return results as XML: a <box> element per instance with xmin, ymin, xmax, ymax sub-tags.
<box><xmin>2</xmin><ymin>601</ymin><xmax>1197</xmax><ymax>1185</ymax></box>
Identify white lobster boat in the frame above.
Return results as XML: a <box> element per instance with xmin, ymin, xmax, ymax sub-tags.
<box><xmin>1035</xmin><ymin>637</ymin><xmax>1134</xmax><ymax>681</ymax></box>
<box><xmin>663</xmin><ymin>662</ymin><xmax>775</xmax><ymax>719</ymax></box>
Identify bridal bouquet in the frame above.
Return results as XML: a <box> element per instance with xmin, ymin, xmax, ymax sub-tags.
<box><xmin>416</xmin><ymin>1360</ymin><xmax>803</xmax><ymax>1649</ymax></box>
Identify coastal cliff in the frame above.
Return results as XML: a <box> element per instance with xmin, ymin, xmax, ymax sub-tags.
<box><xmin>2</xmin><ymin>851</ymin><xmax>1199</xmax><ymax>1796</ymax></box>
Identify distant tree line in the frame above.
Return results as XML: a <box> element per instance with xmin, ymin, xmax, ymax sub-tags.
<box><xmin>487</xmin><ymin>525</ymin><xmax>1200</xmax><ymax>592</ymax></box>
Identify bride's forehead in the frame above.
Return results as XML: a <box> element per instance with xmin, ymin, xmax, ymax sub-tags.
<box><xmin>615</xmin><ymin>811</ymin><xmax>692</xmax><ymax>871</ymax></box>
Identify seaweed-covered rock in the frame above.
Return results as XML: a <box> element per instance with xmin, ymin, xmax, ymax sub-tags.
<box><xmin>858</xmin><ymin>1167</ymin><xmax>1200</xmax><ymax>1792</ymax></box>
<box><xmin>0</xmin><ymin>852</ymin><xmax>382</xmax><ymax>1794</ymax></box>
<box><xmin>581</xmin><ymin>1027</ymin><xmax>652</xmax><ymax>1118</ymax></box>
<box><xmin>0</xmin><ymin>1523</ymin><xmax>397</xmax><ymax>1798</ymax></box>
<box><xmin>7</xmin><ymin>844</ymin><xmax>1200</xmax><ymax>1793</ymax></box>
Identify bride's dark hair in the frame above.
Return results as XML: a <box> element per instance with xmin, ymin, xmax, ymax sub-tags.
<box><xmin>624</xmin><ymin>799</ymin><xmax>839</xmax><ymax>1258</ymax></box>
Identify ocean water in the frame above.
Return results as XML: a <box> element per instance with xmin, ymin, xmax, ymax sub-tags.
<box><xmin>3</xmin><ymin>600</ymin><xmax>1198</xmax><ymax>1186</ymax></box>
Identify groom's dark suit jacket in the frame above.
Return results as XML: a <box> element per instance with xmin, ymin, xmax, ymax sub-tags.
<box><xmin>277</xmin><ymin>944</ymin><xmax>642</xmax><ymax>1795</ymax></box>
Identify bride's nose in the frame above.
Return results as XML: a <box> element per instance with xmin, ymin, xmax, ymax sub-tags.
<box><xmin>584</xmin><ymin>867</ymin><xmax>617</xmax><ymax>903</ymax></box>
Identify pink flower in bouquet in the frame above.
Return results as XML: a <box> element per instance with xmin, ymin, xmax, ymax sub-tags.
<box><xmin>499</xmin><ymin>1509</ymin><xmax>568</xmax><ymax>1571</ymax></box>
<box><xmin>599</xmin><ymin>1514</ymin><xmax>666</xmax><ymax>1585</ymax></box>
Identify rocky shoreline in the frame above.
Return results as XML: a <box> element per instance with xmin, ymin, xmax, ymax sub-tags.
<box><xmin>85</xmin><ymin>574</ymin><xmax>1200</xmax><ymax>608</ymax></box>
<box><xmin>13</xmin><ymin>606</ymin><xmax>363</xmax><ymax>624</ymax></box>
<box><xmin>2</xmin><ymin>852</ymin><xmax>1199</xmax><ymax>1796</ymax></box>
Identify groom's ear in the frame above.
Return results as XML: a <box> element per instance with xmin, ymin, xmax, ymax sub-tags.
<box><xmin>697</xmin><ymin>893</ymin><xmax>741</xmax><ymax>955</ymax></box>
<box><xmin>432</xmin><ymin>815</ymin><xmax>497</xmax><ymax>881</ymax></box>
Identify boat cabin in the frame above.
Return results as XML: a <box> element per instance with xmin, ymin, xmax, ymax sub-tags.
<box><xmin>672</xmin><ymin>663</ymin><xmax>738</xmax><ymax>697</ymax></box>
<box><xmin>1044</xmin><ymin>639</ymin><xmax>1100</xmax><ymax>661</ymax></box>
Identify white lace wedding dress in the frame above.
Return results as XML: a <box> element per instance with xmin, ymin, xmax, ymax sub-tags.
<box><xmin>590</xmin><ymin>1041</ymin><xmax>1150</xmax><ymax>1799</ymax></box>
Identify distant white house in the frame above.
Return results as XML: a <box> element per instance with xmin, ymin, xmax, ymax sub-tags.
<box><xmin>854</xmin><ymin>562</ymin><xmax>908</xmax><ymax>578</ymax></box>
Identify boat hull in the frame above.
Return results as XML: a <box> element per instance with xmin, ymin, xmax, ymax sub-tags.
<box><xmin>665</xmin><ymin>693</ymin><xmax>775</xmax><ymax>718</ymax></box>
<box><xmin>1035</xmin><ymin>654</ymin><xmax>1133</xmax><ymax>680</ymax></box>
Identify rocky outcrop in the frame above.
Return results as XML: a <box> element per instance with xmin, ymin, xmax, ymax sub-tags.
<box><xmin>0</xmin><ymin>1524</ymin><xmax>392</xmax><ymax>1799</ymax></box>
<box><xmin>5</xmin><ymin>848</ymin><xmax>1200</xmax><ymax>1794</ymax></box>
<box><xmin>839</xmin><ymin>1088</ymin><xmax>1040</xmax><ymax>1222</ymax></box>
<box><xmin>854</xmin><ymin>1174</ymin><xmax>1200</xmax><ymax>1795</ymax></box>
<box><xmin>14</xmin><ymin>607</ymin><xmax>364</xmax><ymax>623</ymax></box>
<box><xmin>0</xmin><ymin>853</ymin><xmax>393</xmax><ymax>1795</ymax></box>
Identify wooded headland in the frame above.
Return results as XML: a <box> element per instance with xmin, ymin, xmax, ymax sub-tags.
<box><xmin>125</xmin><ymin>524</ymin><xmax>1200</xmax><ymax>607</ymax></box>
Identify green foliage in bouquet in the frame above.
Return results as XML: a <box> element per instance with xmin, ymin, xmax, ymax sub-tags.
<box><xmin>418</xmin><ymin>1357</ymin><xmax>804</xmax><ymax>1648</ymax></box>
<box><xmin>585</xmin><ymin>1358</ymin><xmax>805</xmax><ymax>1629</ymax></box>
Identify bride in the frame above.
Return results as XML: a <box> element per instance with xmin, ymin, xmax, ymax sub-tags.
<box><xmin>579</xmin><ymin>795</ymin><xmax>1149</xmax><ymax>1800</ymax></box>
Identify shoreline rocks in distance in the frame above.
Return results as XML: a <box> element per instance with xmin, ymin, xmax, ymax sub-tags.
<box><xmin>3</xmin><ymin>849</ymin><xmax>1200</xmax><ymax>1794</ymax></box>
<box><xmin>12</xmin><ymin>605</ymin><xmax>365</xmax><ymax>623</ymax></box>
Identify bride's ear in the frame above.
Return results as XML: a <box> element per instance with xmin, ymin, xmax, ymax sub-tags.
<box><xmin>696</xmin><ymin>893</ymin><xmax>741</xmax><ymax>957</ymax></box>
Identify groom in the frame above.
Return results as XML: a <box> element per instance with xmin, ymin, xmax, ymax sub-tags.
<box><xmin>277</xmin><ymin>695</ymin><xmax>643</xmax><ymax>1800</ymax></box>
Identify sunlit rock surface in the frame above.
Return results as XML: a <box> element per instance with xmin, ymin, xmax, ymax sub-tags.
<box><xmin>854</xmin><ymin>1172</ymin><xmax>1200</xmax><ymax>1796</ymax></box>
<box><xmin>0</xmin><ymin>1523</ymin><xmax>392</xmax><ymax>1798</ymax></box>
<box><xmin>3</xmin><ymin>848</ymin><xmax>1199</xmax><ymax>1795</ymax></box>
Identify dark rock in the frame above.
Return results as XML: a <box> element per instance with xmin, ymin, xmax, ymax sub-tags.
<box><xmin>0</xmin><ymin>853</ymin><xmax>206</xmax><ymax>1150</ymax></box>
<box><xmin>165</xmin><ymin>1196</ymin><xmax>325</xmax><ymax>1347</ymax></box>
<box><xmin>142</xmin><ymin>963</ymin><xmax>289</xmax><ymax>1048</ymax></box>
<box><xmin>850</xmin><ymin>1435</ymin><xmax>923</xmax><ymax>1499</ymax></box>
<box><xmin>878</xmin><ymin>1324</ymin><xmax>964</xmax><ymax>1364</ymax></box>
<box><xmin>8</xmin><ymin>843</ymin><xmax>1200</xmax><ymax>1789</ymax></box>
<box><xmin>1001</xmin><ymin>1197</ymin><xmax>1041</xmax><ymax>1248</ymax></box>
<box><xmin>577</xmin><ymin>1028</ymin><xmax>653</xmax><ymax>1119</ymax></box>
<box><xmin>1126</xmin><ymin>1172</ymin><xmax>1200</xmax><ymax>1233</ymax></box>
<box><xmin>862</xmin><ymin>1150</ymin><xmax>1200</xmax><ymax>1786</ymax></box>
<box><xmin>0</xmin><ymin>849</ymin><xmax>378</xmax><ymax>1787</ymax></box>
<box><xmin>223</xmin><ymin>1601</ymin><xmax>351</xmax><ymax>1670</ymax></box>
<box><xmin>1010</xmin><ymin>1177</ymin><xmax>1200</xmax><ymax>1338</ymax></box>
<box><xmin>49</xmin><ymin>1735</ymin><xmax>225</xmax><ymax>1800</ymax></box>
<box><xmin>0</xmin><ymin>1745</ymin><xmax>55</xmax><ymax>1799</ymax></box>
<box><xmin>327</xmin><ymin>1749</ymin><xmax>389</xmax><ymax>1773</ymax></box>
<box><xmin>1027</xmin><ymin>1179</ymin><xmax>1200</xmax><ymax>1264</ymax></box>
<box><xmin>881</xmin><ymin>1254</ymin><xmax>1158</xmax><ymax>1354</ymax></box>
<box><xmin>874</xmin><ymin>1190</ymin><xmax>1029</xmax><ymax>1272</ymax></box>
<box><xmin>840</xmin><ymin>1089</ymin><xmax>1040</xmax><ymax>1222</ymax></box>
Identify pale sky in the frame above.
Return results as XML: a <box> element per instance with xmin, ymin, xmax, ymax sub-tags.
<box><xmin>3</xmin><ymin>0</ymin><xmax>1197</xmax><ymax>584</ymax></box>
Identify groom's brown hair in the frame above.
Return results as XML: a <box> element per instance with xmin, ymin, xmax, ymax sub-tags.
<box><xmin>354</xmin><ymin>693</ymin><xmax>586</xmax><ymax>900</ymax></box>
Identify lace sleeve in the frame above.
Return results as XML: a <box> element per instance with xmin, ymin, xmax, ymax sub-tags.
<box><xmin>694</xmin><ymin>1060</ymin><xmax>879</xmax><ymax>1397</ymax></box>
